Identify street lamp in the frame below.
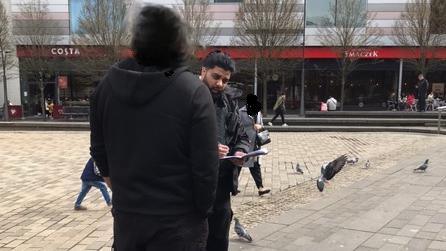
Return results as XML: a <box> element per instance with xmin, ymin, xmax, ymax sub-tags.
<box><xmin>299</xmin><ymin>0</ymin><xmax>307</xmax><ymax>117</ymax></box>
<box><xmin>0</xmin><ymin>50</ymin><xmax>11</xmax><ymax>121</ymax></box>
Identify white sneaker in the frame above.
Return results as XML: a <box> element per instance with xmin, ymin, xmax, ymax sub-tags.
<box><xmin>267</xmin><ymin>122</ymin><xmax>273</xmax><ymax>126</ymax></box>
<box><xmin>282</xmin><ymin>123</ymin><xmax>288</xmax><ymax>127</ymax></box>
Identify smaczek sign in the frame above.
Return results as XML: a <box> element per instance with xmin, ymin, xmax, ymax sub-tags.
<box><xmin>345</xmin><ymin>50</ymin><xmax>379</xmax><ymax>58</ymax></box>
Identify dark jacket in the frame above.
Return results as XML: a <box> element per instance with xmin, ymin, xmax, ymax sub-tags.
<box><xmin>213</xmin><ymin>88</ymin><xmax>250</xmax><ymax>195</ymax></box>
<box><xmin>90</xmin><ymin>59</ymin><xmax>219</xmax><ymax>217</ymax></box>
<box><xmin>418</xmin><ymin>78</ymin><xmax>429</xmax><ymax>98</ymax></box>
<box><xmin>80</xmin><ymin>158</ymin><xmax>104</xmax><ymax>182</ymax></box>
<box><xmin>239</xmin><ymin>106</ymin><xmax>262</xmax><ymax>167</ymax></box>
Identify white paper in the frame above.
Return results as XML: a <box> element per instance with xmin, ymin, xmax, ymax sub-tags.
<box><xmin>220</xmin><ymin>148</ymin><xmax>269</xmax><ymax>160</ymax></box>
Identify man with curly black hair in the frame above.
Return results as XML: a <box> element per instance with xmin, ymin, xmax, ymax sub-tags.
<box><xmin>90</xmin><ymin>4</ymin><xmax>219</xmax><ymax>250</ymax></box>
<box><xmin>200</xmin><ymin>50</ymin><xmax>250</xmax><ymax>251</ymax></box>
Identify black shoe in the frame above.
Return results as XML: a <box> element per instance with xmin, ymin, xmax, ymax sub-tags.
<box><xmin>74</xmin><ymin>205</ymin><xmax>87</xmax><ymax>211</ymax></box>
<box><xmin>258</xmin><ymin>188</ymin><xmax>271</xmax><ymax>196</ymax></box>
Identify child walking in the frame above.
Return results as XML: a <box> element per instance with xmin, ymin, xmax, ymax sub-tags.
<box><xmin>74</xmin><ymin>158</ymin><xmax>112</xmax><ymax>210</ymax></box>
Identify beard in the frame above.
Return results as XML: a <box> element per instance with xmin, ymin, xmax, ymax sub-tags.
<box><xmin>202</xmin><ymin>73</ymin><xmax>224</xmax><ymax>94</ymax></box>
<box><xmin>201</xmin><ymin>74</ymin><xmax>224</xmax><ymax>104</ymax></box>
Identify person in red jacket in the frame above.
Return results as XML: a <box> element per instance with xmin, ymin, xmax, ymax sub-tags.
<box><xmin>407</xmin><ymin>93</ymin><xmax>416</xmax><ymax>111</ymax></box>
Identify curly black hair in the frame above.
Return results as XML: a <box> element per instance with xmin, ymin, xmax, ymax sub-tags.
<box><xmin>202</xmin><ymin>50</ymin><xmax>236</xmax><ymax>73</ymax></box>
<box><xmin>130</xmin><ymin>5</ymin><xmax>191</xmax><ymax>68</ymax></box>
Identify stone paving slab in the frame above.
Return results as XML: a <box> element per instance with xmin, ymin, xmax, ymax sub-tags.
<box><xmin>230</xmin><ymin>136</ymin><xmax>446</xmax><ymax>251</ymax></box>
<box><xmin>0</xmin><ymin>131</ymin><xmax>444</xmax><ymax>250</ymax></box>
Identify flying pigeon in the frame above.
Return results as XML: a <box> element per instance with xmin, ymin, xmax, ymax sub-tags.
<box><xmin>234</xmin><ymin>217</ymin><xmax>252</xmax><ymax>242</ymax></box>
<box><xmin>364</xmin><ymin>160</ymin><xmax>370</xmax><ymax>169</ymax></box>
<box><xmin>294</xmin><ymin>162</ymin><xmax>304</xmax><ymax>174</ymax></box>
<box><xmin>347</xmin><ymin>157</ymin><xmax>359</xmax><ymax>165</ymax></box>
<box><xmin>413</xmin><ymin>159</ymin><xmax>429</xmax><ymax>172</ymax></box>
<box><xmin>317</xmin><ymin>155</ymin><xmax>348</xmax><ymax>192</ymax></box>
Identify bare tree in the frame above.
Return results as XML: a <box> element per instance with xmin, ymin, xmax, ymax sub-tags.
<box><xmin>72</xmin><ymin>0</ymin><xmax>134</xmax><ymax>83</ymax></box>
<box><xmin>392</xmin><ymin>0</ymin><xmax>446</xmax><ymax>75</ymax></box>
<box><xmin>175</xmin><ymin>0</ymin><xmax>220</xmax><ymax>49</ymax></box>
<box><xmin>0</xmin><ymin>0</ymin><xmax>16</xmax><ymax>118</ymax></box>
<box><xmin>233</xmin><ymin>0</ymin><xmax>302</xmax><ymax>114</ymax></box>
<box><xmin>318</xmin><ymin>0</ymin><xmax>380</xmax><ymax>111</ymax></box>
<box><xmin>16</xmin><ymin>0</ymin><xmax>61</xmax><ymax>120</ymax></box>
<box><xmin>0</xmin><ymin>0</ymin><xmax>15</xmax><ymax>72</ymax></box>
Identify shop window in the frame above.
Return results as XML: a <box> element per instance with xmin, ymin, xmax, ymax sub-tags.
<box><xmin>306</xmin><ymin>0</ymin><xmax>367</xmax><ymax>28</ymax></box>
<box><xmin>69</xmin><ymin>0</ymin><xmax>82</xmax><ymax>34</ymax></box>
<box><xmin>334</xmin><ymin>0</ymin><xmax>367</xmax><ymax>28</ymax></box>
<box><xmin>306</xmin><ymin>0</ymin><xmax>336</xmax><ymax>27</ymax></box>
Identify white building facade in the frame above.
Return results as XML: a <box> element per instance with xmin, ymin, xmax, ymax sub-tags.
<box><xmin>2</xmin><ymin>0</ymin><xmax>444</xmax><ymax>114</ymax></box>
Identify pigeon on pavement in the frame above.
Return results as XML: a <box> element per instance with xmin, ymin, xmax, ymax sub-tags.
<box><xmin>294</xmin><ymin>162</ymin><xmax>304</xmax><ymax>174</ymax></box>
<box><xmin>413</xmin><ymin>159</ymin><xmax>429</xmax><ymax>172</ymax></box>
<box><xmin>234</xmin><ymin>217</ymin><xmax>252</xmax><ymax>242</ymax></box>
<box><xmin>317</xmin><ymin>155</ymin><xmax>348</xmax><ymax>192</ymax></box>
<box><xmin>364</xmin><ymin>160</ymin><xmax>370</xmax><ymax>169</ymax></box>
<box><xmin>347</xmin><ymin>157</ymin><xmax>359</xmax><ymax>165</ymax></box>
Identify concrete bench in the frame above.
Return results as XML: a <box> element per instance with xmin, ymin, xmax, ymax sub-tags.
<box><xmin>62</xmin><ymin>106</ymin><xmax>89</xmax><ymax>120</ymax></box>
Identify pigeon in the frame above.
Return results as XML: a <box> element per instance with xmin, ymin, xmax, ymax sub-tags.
<box><xmin>364</xmin><ymin>160</ymin><xmax>370</xmax><ymax>169</ymax></box>
<box><xmin>347</xmin><ymin>157</ymin><xmax>359</xmax><ymax>165</ymax></box>
<box><xmin>317</xmin><ymin>155</ymin><xmax>348</xmax><ymax>192</ymax></box>
<box><xmin>413</xmin><ymin>159</ymin><xmax>429</xmax><ymax>172</ymax></box>
<box><xmin>294</xmin><ymin>162</ymin><xmax>304</xmax><ymax>174</ymax></box>
<box><xmin>234</xmin><ymin>217</ymin><xmax>252</xmax><ymax>242</ymax></box>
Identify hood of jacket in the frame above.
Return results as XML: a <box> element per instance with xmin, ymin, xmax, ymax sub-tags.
<box><xmin>224</xmin><ymin>86</ymin><xmax>243</xmax><ymax>100</ymax></box>
<box><xmin>105</xmin><ymin>58</ymin><xmax>187</xmax><ymax>106</ymax></box>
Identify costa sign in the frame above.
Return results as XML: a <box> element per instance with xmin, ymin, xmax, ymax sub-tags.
<box><xmin>51</xmin><ymin>47</ymin><xmax>81</xmax><ymax>56</ymax></box>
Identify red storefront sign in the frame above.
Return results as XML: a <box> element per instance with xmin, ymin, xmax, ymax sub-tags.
<box><xmin>195</xmin><ymin>47</ymin><xmax>446</xmax><ymax>60</ymax></box>
<box><xmin>57</xmin><ymin>76</ymin><xmax>68</xmax><ymax>89</ymax></box>
<box><xmin>15</xmin><ymin>45</ymin><xmax>446</xmax><ymax>60</ymax></box>
<box><xmin>16</xmin><ymin>45</ymin><xmax>110</xmax><ymax>58</ymax></box>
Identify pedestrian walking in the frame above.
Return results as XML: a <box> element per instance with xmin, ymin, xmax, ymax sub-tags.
<box><xmin>90</xmin><ymin>5</ymin><xmax>219</xmax><ymax>250</ymax></box>
<box><xmin>199</xmin><ymin>50</ymin><xmax>250</xmax><ymax>251</ymax></box>
<box><xmin>74</xmin><ymin>158</ymin><xmax>112</xmax><ymax>210</ymax></box>
<box><xmin>417</xmin><ymin>73</ymin><xmax>429</xmax><ymax>112</ymax></box>
<box><xmin>239</xmin><ymin>94</ymin><xmax>271</xmax><ymax>196</ymax></box>
<box><xmin>268</xmin><ymin>92</ymin><xmax>287</xmax><ymax>126</ymax></box>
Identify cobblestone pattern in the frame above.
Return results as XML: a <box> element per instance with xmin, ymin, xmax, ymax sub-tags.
<box><xmin>230</xmin><ymin>137</ymin><xmax>446</xmax><ymax>250</ymax></box>
<box><xmin>0</xmin><ymin>131</ymin><xmax>442</xmax><ymax>250</ymax></box>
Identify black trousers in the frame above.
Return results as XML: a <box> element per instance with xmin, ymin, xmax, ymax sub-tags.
<box><xmin>249</xmin><ymin>161</ymin><xmax>263</xmax><ymax>189</ymax></box>
<box><xmin>113</xmin><ymin>210</ymin><xmax>208</xmax><ymax>251</ymax></box>
<box><xmin>418</xmin><ymin>97</ymin><xmax>426</xmax><ymax>112</ymax></box>
<box><xmin>207</xmin><ymin>187</ymin><xmax>233</xmax><ymax>251</ymax></box>
<box><xmin>270</xmin><ymin>109</ymin><xmax>285</xmax><ymax>124</ymax></box>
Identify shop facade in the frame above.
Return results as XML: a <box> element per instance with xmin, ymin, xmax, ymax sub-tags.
<box><xmin>4</xmin><ymin>0</ymin><xmax>446</xmax><ymax>114</ymax></box>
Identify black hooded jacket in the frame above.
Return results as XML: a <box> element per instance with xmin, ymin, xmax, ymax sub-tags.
<box><xmin>90</xmin><ymin>59</ymin><xmax>219</xmax><ymax>217</ymax></box>
<box><xmin>212</xmin><ymin>87</ymin><xmax>250</xmax><ymax>195</ymax></box>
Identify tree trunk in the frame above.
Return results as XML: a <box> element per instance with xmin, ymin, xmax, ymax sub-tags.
<box><xmin>340</xmin><ymin>72</ymin><xmax>345</xmax><ymax>111</ymax></box>
<box><xmin>262</xmin><ymin>78</ymin><xmax>268</xmax><ymax>116</ymax></box>
<box><xmin>39</xmin><ymin>81</ymin><xmax>46</xmax><ymax>121</ymax></box>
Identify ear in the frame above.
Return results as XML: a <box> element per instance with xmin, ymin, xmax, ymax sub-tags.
<box><xmin>200</xmin><ymin>67</ymin><xmax>207</xmax><ymax>78</ymax></box>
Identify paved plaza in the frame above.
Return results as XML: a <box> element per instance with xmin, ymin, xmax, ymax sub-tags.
<box><xmin>0</xmin><ymin>131</ymin><xmax>445</xmax><ymax>250</ymax></box>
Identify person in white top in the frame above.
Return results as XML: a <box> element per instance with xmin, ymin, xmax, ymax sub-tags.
<box><xmin>327</xmin><ymin>96</ymin><xmax>337</xmax><ymax>111</ymax></box>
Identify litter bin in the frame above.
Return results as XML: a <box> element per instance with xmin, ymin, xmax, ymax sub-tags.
<box><xmin>8</xmin><ymin>105</ymin><xmax>23</xmax><ymax>120</ymax></box>
<box><xmin>52</xmin><ymin>104</ymin><xmax>64</xmax><ymax>119</ymax></box>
